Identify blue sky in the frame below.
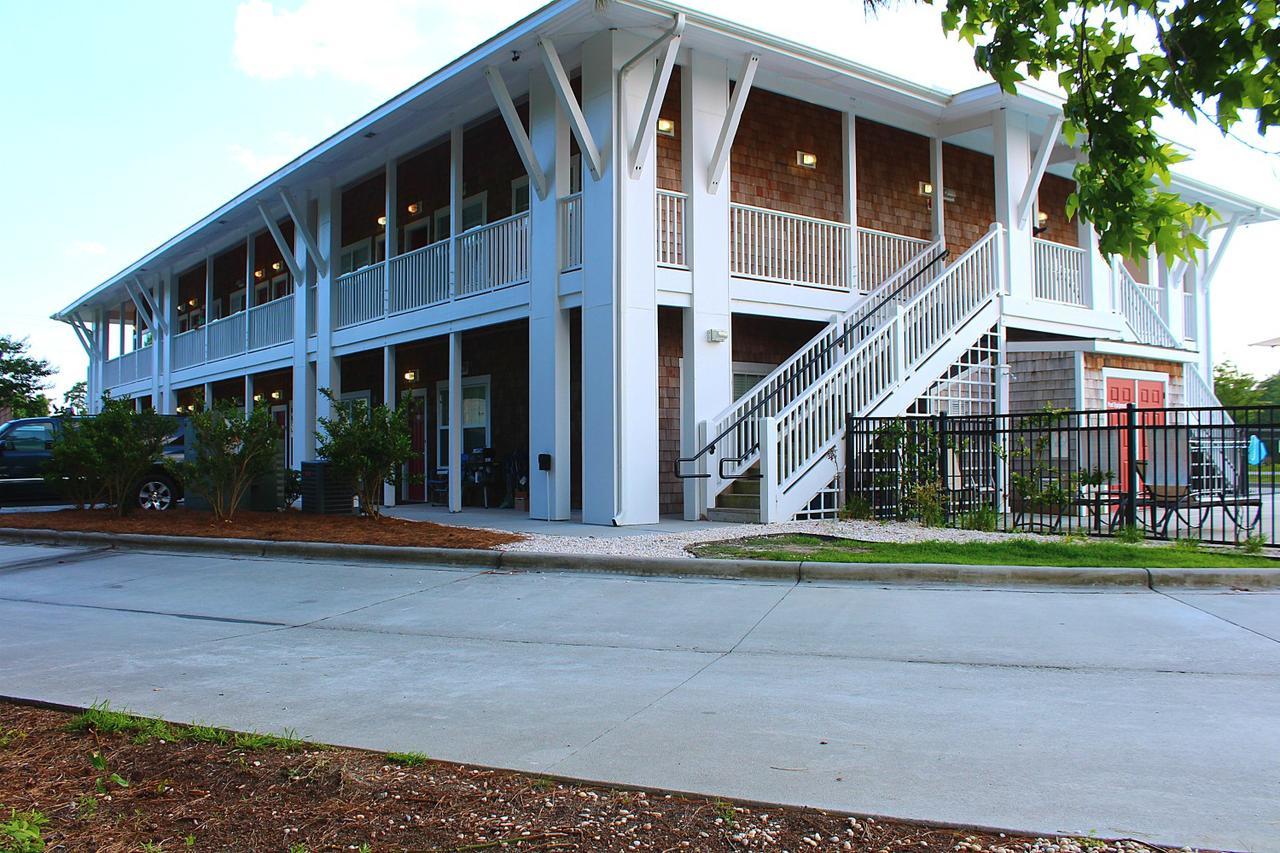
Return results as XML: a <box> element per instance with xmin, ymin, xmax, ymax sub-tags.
<box><xmin>1</xmin><ymin>0</ymin><xmax>1276</xmax><ymax>401</ymax></box>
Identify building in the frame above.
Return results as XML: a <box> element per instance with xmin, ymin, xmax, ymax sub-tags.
<box><xmin>55</xmin><ymin>0</ymin><xmax>1279</xmax><ymax>525</ymax></box>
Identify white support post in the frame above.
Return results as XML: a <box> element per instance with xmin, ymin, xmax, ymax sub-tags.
<box><xmin>993</xmin><ymin>109</ymin><xmax>1035</xmax><ymax>301</ymax></box>
<box><xmin>1080</xmin><ymin>220</ymin><xmax>1108</xmax><ymax>312</ymax></box>
<box><xmin>203</xmin><ymin>381</ymin><xmax>214</xmax><ymax>410</ymax></box>
<box><xmin>291</xmin><ymin>199</ymin><xmax>314</xmax><ymax>467</ymax></box>
<box><xmin>203</xmin><ymin>254</ymin><xmax>214</xmax><ymax>352</ymax></box>
<box><xmin>447</xmin><ymin>331</ymin><xmax>462</xmax><ymax>513</ymax></box>
<box><xmin>843</xmin><ymin>109</ymin><xmax>858</xmax><ymax>282</ymax></box>
<box><xmin>706</xmin><ymin>54</ymin><xmax>758</xmax><ymax>194</ymax></box>
<box><xmin>257</xmin><ymin>203</ymin><xmax>306</xmax><ymax>284</ymax></box>
<box><xmin>930</xmin><ymin>135</ymin><xmax>945</xmax><ymax>242</ymax></box>
<box><xmin>383</xmin><ymin>344</ymin><xmax>397</xmax><ymax>508</ymax></box>
<box><xmin>449</xmin><ymin>125</ymin><xmax>463</xmax><ymax>293</ymax></box>
<box><xmin>384</xmin><ymin>156</ymin><xmax>397</xmax><ymax>316</ymax></box>
<box><xmin>681</xmin><ymin>51</ymin><xmax>734</xmax><ymax>520</ymax></box>
<box><xmin>1017</xmin><ymin>114</ymin><xmax>1064</xmax><ymax>228</ymax></box>
<box><xmin>538</xmin><ymin>37</ymin><xmax>604</xmax><ymax>180</ymax></box>
<box><xmin>528</xmin><ymin>66</ymin><xmax>572</xmax><ymax>520</ymax></box>
<box><xmin>485</xmin><ymin>67</ymin><xmax>549</xmax><ymax>199</ymax></box>
<box><xmin>244</xmin><ymin>374</ymin><xmax>254</xmax><ymax>415</ymax></box>
<box><xmin>315</xmin><ymin>185</ymin><xmax>339</xmax><ymax>429</ymax></box>
<box><xmin>244</xmin><ymin>234</ymin><xmax>254</xmax><ymax>350</ymax></box>
<box><xmin>759</xmin><ymin>417</ymin><xmax>779</xmax><ymax>523</ymax></box>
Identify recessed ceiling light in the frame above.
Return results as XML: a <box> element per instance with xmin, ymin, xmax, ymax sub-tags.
<box><xmin>363</xmin><ymin>131</ymin><xmax>378</xmax><ymax>139</ymax></box>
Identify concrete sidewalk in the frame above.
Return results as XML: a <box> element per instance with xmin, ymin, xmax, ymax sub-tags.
<box><xmin>0</xmin><ymin>542</ymin><xmax>1276</xmax><ymax>850</ymax></box>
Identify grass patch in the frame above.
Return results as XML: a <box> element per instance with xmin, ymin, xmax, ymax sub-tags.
<box><xmin>689</xmin><ymin>534</ymin><xmax>1279</xmax><ymax>568</ymax></box>
<box><xmin>385</xmin><ymin>751</ymin><xmax>430</xmax><ymax>767</ymax></box>
<box><xmin>68</xmin><ymin>702</ymin><xmax>308</xmax><ymax>752</ymax></box>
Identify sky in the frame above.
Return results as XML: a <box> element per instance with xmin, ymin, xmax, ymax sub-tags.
<box><xmin>1</xmin><ymin>0</ymin><xmax>1277</xmax><ymax>403</ymax></box>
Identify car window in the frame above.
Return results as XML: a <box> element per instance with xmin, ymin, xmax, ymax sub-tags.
<box><xmin>3</xmin><ymin>423</ymin><xmax>55</xmax><ymax>452</ymax></box>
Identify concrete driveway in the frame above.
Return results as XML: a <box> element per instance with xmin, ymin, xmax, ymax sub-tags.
<box><xmin>0</xmin><ymin>542</ymin><xmax>1276</xmax><ymax>850</ymax></box>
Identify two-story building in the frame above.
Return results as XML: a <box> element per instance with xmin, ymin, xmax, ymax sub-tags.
<box><xmin>55</xmin><ymin>0</ymin><xmax>1279</xmax><ymax>525</ymax></box>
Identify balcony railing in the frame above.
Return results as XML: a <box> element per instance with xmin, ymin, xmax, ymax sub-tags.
<box><xmin>857</xmin><ymin>228</ymin><xmax>931</xmax><ymax>291</ymax></box>
<box><xmin>248</xmin><ymin>295</ymin><xmax>294</xmax><ymax>350</ymax></box>
<box><xmin>730</xmin><ymin>203</ymin><xmax>851</xmax><ymax>290</ymax></box>
<box><xmin>655</xmin><ymin>189</ymin><xmax>686</xmax><ymax>268</ymax></box>
<box><xmin>336</xmin><ymin>264</ymin><xmax>385</xmax><ymax>328</ymax></box>
<box><xmin>173</xmin><ymin>329</ymin><xmax>203</xmax><ymax>370</ymax></box>
<box><xmin>458</xmin><ymin>212</ymin><xmax>530</xmax><ymax>296</ymax></box>
<box><xmin>559</xmin><ymin>193</ymin><xmax>583</xmax><ymax>271</ymax></box>
<box><xmin>1116</xmin><ymin>266</ymin><xmax>1179</xmax><ymax>348</ymax></box>
<box><xmin>390</xmin><ymin>239</ymin><xmax>451</xmax><ymax>313</ymax></box>
<box><xmin>1032</xmin><ymin>238</ymin><xmax>1087</xmax><ymax>306</ymax></box>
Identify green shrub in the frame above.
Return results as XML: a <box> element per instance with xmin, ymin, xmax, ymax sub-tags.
<box><xmin>168</xmin><ymin>401</ymin><xmax>279</xmax><ymax>521</ymax></box>
<box><xmin>839</xmin><ymin>494</ymin><xmax>873</xmax><ymax>520</ymax></box>
<box><xmin>1115</xmin><ymin>524</ymin><xmax>1145</xmax><ymax>544</ymax></box>
<box><xmin>44</xmin><ymin>396</ymin><xmax>174</xmax><ymax>516</ymax></box>
<box><xmin>386</xmin><ymin>751</ymin><xmax>429</xmax><ymax>767</ymax></box>
<box><xmin>958</xmin><ymin>505</ymin><xmax>998</xmax><ymax>532</ymax></box>
<box><xmin>316</xmin><ymin>390</ymin><xmax>415</xmax><ymax>519</ymax></box>
<box><xmin>906</xmin><ymin>480</ymin><xmax>945</xmax><ymax>528</ymax></box>
<box><xmin>1</xmin><ymin>807</ymin><xmax>48</xmax><ymax>853</ymax></box>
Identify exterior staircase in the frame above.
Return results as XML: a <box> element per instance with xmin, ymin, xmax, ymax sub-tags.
<box><xmin>682</xmin><ymin>224</ymin><xmax>1009</xmax><ymax>524</ymax></box>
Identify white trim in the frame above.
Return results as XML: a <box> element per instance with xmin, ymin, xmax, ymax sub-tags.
<box><xmin>707</xmin><ymin>54</ymin><xmax>759</xmax><ymax>193</ymax></box>
<box><xmin>626</xmin><ymin>14</ymin><xmax>685</xmax><ymax>177</ymax></box>
<box><xmin>1101</xmin><ymin>366</ymin><xmax>1170</xmax><ymax>390</ymax></box>
<box><xmin>537</xmin><ymin>37</ymin><xmax>603</xmax><ymax>181</ymax></box>
<box><xmin>1018</xmin><ymin>113</ymin><xmax>1064</xmax><ymax>228</ymax></box>
<box><xmin>281</xmin><ymin>190</ymin><xmax>329</xmax><ymax>278</ymax></box>
<box><xmin>434</xmin><ymin>374</ymin><xmax>491</xmax><ymax>471</ymax></box>
<box><xmin>484</xmin><ymin>66</ymin><xmax>549</xmax><ymax>199</ymax></box>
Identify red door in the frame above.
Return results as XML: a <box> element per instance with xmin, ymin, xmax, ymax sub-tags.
<box><xmin>1106</xmin><ymin>378</ymin><xmax>1165</xmax><ymax>493</ymax></box>
<box><xmin>407</xmin><ymin>393</ymin><xmax>426</xmax><ymax>502</ymax></box>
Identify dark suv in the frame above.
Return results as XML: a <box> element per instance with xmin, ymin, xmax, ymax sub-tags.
<box><xmin>0</xmin><ymin>416</ymin><xmax>187</xmax><ymax>511</ymax></box>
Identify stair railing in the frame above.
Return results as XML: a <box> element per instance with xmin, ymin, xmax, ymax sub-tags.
<box><xmin>674</xmin><ymin>241</ymin><xmax>947</xmax><ymax>482</ymax></box>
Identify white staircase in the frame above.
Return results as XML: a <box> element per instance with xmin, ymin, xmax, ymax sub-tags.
<box><xmin>756</xmin><ymin>225</ymin><xmax>1007</xmax><ymax>521</ymax></box>
<box><xmin>1115</xmin><ymin>266</ymin><xmax>1180</xmax><ymax>349</ymax></box>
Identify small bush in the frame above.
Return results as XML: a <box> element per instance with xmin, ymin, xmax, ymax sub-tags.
<box><xmin>906</xmin><ymin>480</ymin><xmax>946</xmax><ymax>528</ymax></box>
<box><xmin>316</xmin><ymin>390</ymin><xmax>416</xmax><ymax>518</ymax></box>
<box><xmin>284</xmin><ymin>468</ymin><xmax>303</xmax><ymax>507</ymax></box>
<box><xmin>958</xmin><ymin>505</ymin><xmax>998</xmax><ymax>532</ymax></box>
<box><xmin>386</xmin><ymin>751</ymin><xmax>429</xmax><ymax>767</ymax></box>
<box><xmin>1241</xmin><ymin>534</ymin><xmax>1266</xmax><ymax>555</ymax></box>
<box><xmin>42</xmin><ymin>417</ymin><xmax>106</xmax><ymax>509</ymax></box>
<box><xmin>1115</xmin><ymin>524</ymin><xmax>1145</xmax><ymax>544</ymax></box>
<box><xmin>168</xmin><ymin>400</ymin><xmax>279</xmax><ymax>521</ymax></box>
<box><xmin>0</xmin><ymin>807</ymin><xmax>48</xmax><ymax>853</ymax></box>
<box><xmin>839</xmin><ymin>495</ymin><xmax>873</xmax><ymax>521</ymax></box>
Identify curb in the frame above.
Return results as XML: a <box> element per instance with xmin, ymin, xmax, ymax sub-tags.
<box><xmin>2</xmin><ymin>526</ymin><xmax>1278</xmax><ymax>589</ymax></box>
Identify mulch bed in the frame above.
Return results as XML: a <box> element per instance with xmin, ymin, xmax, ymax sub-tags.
<box><xmin>0</xmin><ymin>703</ymin><xmax>1177</xmax><ymax>853</ymax></box>
<box><xmin>0</xmin><ymin>508</ymin><xmax>522</xmax><ymax>550</ymax></box>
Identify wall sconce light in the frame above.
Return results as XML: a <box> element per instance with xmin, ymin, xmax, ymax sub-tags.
<box><xmin>377</xmin><ymin>215</ymin><xmax>388</xmax><ymax>227</ymax></box>
<box><xmin>656</xmin><ymin>118</ymin><xmax>676</xmax><ymax>137</ymax></box>
<box><xmin>188</xmin><ymin>298</ymin><xmax>198</xmax><ymax>307</ymax></box>
<box><xmin>1034</xmin><ymin>210</ymin><xmax>1050</xmax><ymax>236</ymax></box>
<box><xmin>919</xmin><ymin>181</ymin><xmax>957</xmax><ymax>202</ymax></box>
<box><xmin>705</xmin><ymin>328</ymin><xmax>730</xmax><ymax>343</ymax></box>
<box><xmin>270</xmin><ymin>390</ymin><xmax>283</xmax><ymax>400</ymax></box>
<box><xmin>253</xmin><ymin>393</ymin><xmax>264</xmax><ymax>402</ymax></box>
<box><xmin>403</xmin><ymin>369</ymin><xmax>419</xmax><ymax>382</ymax></box>
<box><xmin>254</xmin><ymin>269</ymin><xmax>265</xmax><ymax>280</ymax></box>
<box><xmin>796</xmin><ymin>151</ymin><xmax>817</xmax><ymax>169</ymax></box>
<box><xmin>406</xmin><ymin>201</ymin><xmax>422</xmax><ymax>215</ymax></box>
<box><xmin>272</xmin><ymin>261</ymin><xmax>283</xmax><ymax>272</ymax></box>
<box><xmin>919</xmin><ymin>181</ymin><xmax>934</xmax><ymax>197</ymax></box>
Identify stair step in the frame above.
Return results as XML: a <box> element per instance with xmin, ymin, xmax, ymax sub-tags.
<box><xmin>722</xmin><ymin>477</ymin><xmax>761</xmax><ymax>496</ymax></box>
<box><xmin>716</xmin><ymin>492</ymin><xmax>761</xmax><ymax>510</ymax></box>
<box><xmin>706</xmin><ymin>507</ymin><xmax>762</xmax><ymax>524</ymax></box>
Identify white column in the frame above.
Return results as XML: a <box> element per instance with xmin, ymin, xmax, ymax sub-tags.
<box><xmin>579</xmin><ymin>29</ymin><xmax>660</xmax><ymax>525</ymax></box>
<box><xmin>161</xmin><ymin>270</ymin><xmax>178</xmax><ymax>411</ymax></box>
<box><xmin>291</xmin><ymin>205</ymin><xmax>315</xmax><ymax>466</ymax></box>
<box><xmin>384</xmin><ymin>157</ymin><xmax>398</xmax><ymax>317</ymax></box>
<box><xmin>203</xmin><ymin>381</ymin><xmax>214</xmax><ymax>409</ymax></box>
<box><xmin>91</xmin><ymin>309</ymin><xmax>105</xmax><ymax>412</ymax></box>
<box><xmin>449</xmin><ymin>125</ymin><xmax>463</xmax><ymax>292</ymax></box>
<box><xmin>315</xmin><ymin>184</ymin><xmax>339</xmax><ymax>426</ymax></box>
<box><xmin>930</xmin><ymin>135</ymin><xmax>945</xmax><ymax>242</ymax></box>
<box><xmin>447</xmin><ymin>331</ymin><xmax>463</xmax><ymax>512</ymax></box>
<box><xmin>843</xmin><ymin>109</ymin><xmax>858</xmax><ymax>284</ymax></box>
<box><xmin>681</xmin><ymin>51</ymin><xmax>734</xmax><ymax>520</ymax></box>
<box><xmin>992</xmin><ymin>110</ymin><xmax>1034</xmax><ymax>299</ymax></box>
<box><xmin>244</xmin><ymin>374</ymin><xmax>254</xmax><ymax>415</ymax></box>
<box><xmin>1080</xmin><ymin>220</ymin><xmax>1109</xmax><ymax>312</ymax></box>
<box><xmin>383</xmin><ymin>344</ymin><xmax>397</xmax><ymax>507</ymax></box>
<box><xmin>149</xmin><ymin>279</ymin><xmax>163</xmax><ymax>409</ymax></box>
<box><xmin>528</xmin><ymin>68</ymin><xmax>572</xmax><ymax>520</ymax></box>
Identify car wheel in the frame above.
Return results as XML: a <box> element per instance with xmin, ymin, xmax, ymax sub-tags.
<box><xmin>136</xmin><ymin>475</ymin><xmax>176</xmax><ymax>511</ymax></box>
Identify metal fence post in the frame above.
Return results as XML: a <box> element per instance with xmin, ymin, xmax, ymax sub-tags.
<box><xmin>1125</xmin><ymin>402</ymin><xmax>1139</xmax><ymax>529</ymax></box>
<box><xmin>937</xmin><ymin>411</ymin><xmax>950</xmax><ymax>524</ymax></box>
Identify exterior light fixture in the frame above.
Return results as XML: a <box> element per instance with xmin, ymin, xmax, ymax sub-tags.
<box><xmin>188</xmin><ymin>298</ymin><xmax>198</xmax><ymax>307</ymax></box>
<box><xmin>253</xmin><ymin>393</ymin><xmax>264</xmax><ymax>402</ymax></box>
<box><xmin>919</xmin><ymin>181</ymin><xmax>934</xmax><ymax>197</ymax></box>
<box><xmin>657</xmin><ymin>118</ymin><xmax>676</xmax><ymax>137</ymax></box>
<box><xmin>705</xmin><ymin>328</ymin><xmax>730</xmax><ymax>343</ymax></box>
<box><xmin>403</xmin><ymin>369</ymin><xmax>419</xmax><ymax>383</ymax></box>
<box><xmin>796</xmin><ymin>151</ymin><xmax>817</xmax><ymax>169</ymax></box>
<box><xmin>254</xmin><ymin>269</ymin><xmax>265</xmax><ymax>279</ymax></box>
<box><xmin>1034</xmin><ymin>210</ymin><xmax>1050</xmax><ymax>236</ymax></box>
<box><xmin>270</xmin><ymin>390</ymin><xmax>283</xmax><ymax>400</ymax></box>
<box><xmin>406</xmin><ymin>202</ymin><xmax>422</xmax><ymax>215</ymax></box>
<box><xmin>377</xmin><ymin>215</ymin><xmax>388</xmax><ymax>227</ymax></box>
<box><xmin>272</xmin><ymin>261</ymin><xmax>283</xmax><ymax>272</ymax></box>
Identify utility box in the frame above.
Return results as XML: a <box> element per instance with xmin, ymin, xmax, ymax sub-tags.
<box><xmin>301</xmin><ymin>460</ymin><xmax>355</xmax><ymax>515</ymax></box>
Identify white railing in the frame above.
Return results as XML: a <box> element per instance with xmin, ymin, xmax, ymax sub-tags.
<box><xmin>336</xmin><ymin>264</ymin><xmax>386</xmax><ymax>328</ymax></box>
<box><xmin>705</xmin><ymin>237</ymin><xmax>945</xmax><ymax>481</ymax></box>
<box><xmin>390</xmin><ymin>240</ymin><xmax>451</xmax><ymax>313</ymax></box>
<box><xmin>458</xmin><ymin>212</ymin><xmax>530</xmax><ymax>296</ymax></box>
<box><xmin>771</xmin><ymin>226</ymin><xmax>1004</xmax><ymax>493</ymax></box>
<box><xmin>655</xmin><ymin>189</ymin><xmax>686</xmax><ymax>268</ymax></box>
<box><xmin>730</xmin><ymin>203</ymin><xmax>852</xmax><ymax>290</ymax></box>
<box><xmin>1183</xmin><ymin>290</ymin><xmax>1196</xmax><ymax>340</ymax></box>
<box><xmin>103</xmin><ymin>356</ymin><xmax>121</xmax><ymax>388</ymax></box>
<box><xmin>173</xmin><ymin>328</ymin><xmax>204</xmax><ymax>370</ymax></box>
<box><xmin>1185</xmin><ymin>363</ymin><xmax>1223</xmax><ymax>411</ymax></box>
<box><xmin>857</xmin><ymin>228</ymin><xmax>931</xmax><ymax>292</ymax></box>
<box><xmin>559</xmin><ymin>193</ymin><xmax>584</xmax><ymax>271</ymax></box>
<box><xmin>1116</xmin><ymin>266</ymin><xmax>1179</xmax><ymax>349</ymax></box>
<box><xmin>206</xmin><ymin>313</ymin><xmax>247</xmax><ymax>361</ymax></box>
<box><xmin>248</xmin><ymin>295</ymin><xmax>293</xmax><ymax>350</ymax></box>
<box><xmin>1032</xmin><ymin>238</ymin><xmax>1087</xmax><ymax>306</ymax></box>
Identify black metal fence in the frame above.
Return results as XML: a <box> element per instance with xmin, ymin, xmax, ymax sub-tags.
<box><xmin>844</xmin><ymin>405</ymin><xmax>1280</xmax><ymax>545</ymax></box>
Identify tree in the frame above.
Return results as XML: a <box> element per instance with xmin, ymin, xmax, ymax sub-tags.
<box><xmin>43</xmin><ymin>416</ymin><xmax>107</xmax><ymax>510</ymax></box>
<box><xmin>86</xmin><ymin>396</ymin><xmax>175</xmax><ymax>516</ymax></box>
<box><xmin>60</xmin><ymin>381</ymin><xmax>87</xmax><ymax>415</ymax></box>
<box><xmin>888</xmin><ymin>0</ymin><xmax>1279</xmax><ymax>261</ymax></box>
<box><xmin>1213</xmin><ymin>361</ymin><xmax>1262</xmax><ymax>407</ymax></box>
<box><xmin>316</xmin><ymin>390</ymin><xmax>415</xmax><ymax>519</ymax></box>
<box><xmin>0</xmin><ymin>336</ymin><xmax>55</xmax><ymax>419</ymax></box>
<box><xmin>170</xmin><ymin>400</ymin><xmax>279</xmax><ymax>522</ymax></box>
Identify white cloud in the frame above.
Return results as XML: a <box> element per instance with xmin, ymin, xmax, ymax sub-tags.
<box><xmin>65</xmin><ymin>240</ymin><xmax>107</xmax><ymax>257</ymax></box>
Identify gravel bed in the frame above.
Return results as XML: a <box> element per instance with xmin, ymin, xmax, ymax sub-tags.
<box><xmin>496</xmin><ymin>519</ymin><xmax>1062</xmax><ymax>560</ymax></box>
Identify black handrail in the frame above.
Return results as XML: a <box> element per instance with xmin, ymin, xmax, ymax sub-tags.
<box><xmin>674</xmin><ymin>247</ymin><xmax>950</xmax><ymax>481</ymax></box>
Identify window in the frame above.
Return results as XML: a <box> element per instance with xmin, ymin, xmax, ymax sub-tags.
<box><xmin>433</xmin><ymin>193</ymin><xmax>488</xmax><ymax>239</ymax></box>
<box><xmin>436</xmin><ymin>376</ymin><xmax>490</xmax><ymax>470</ymax></box>
<box><xmin>404</xmin><ymin>218</ymin><xmax>433</xmax><ymax>252</ymax></box>
<box><xmin>732</xmin><ymin>363</ymin><xmax>773</xmax><ymax>401</ymax></box>
<box><xmin>570</xmin><ymin>154</ymin><xmax>582</xmax><ymax>194</ymax></box>
<box><xmin>2</xmin><ymin>422</ymin><xmax>54</xmax><ymax>452</ymax></box>
<box><xmin>511</xmin><ymin>176</ymin><xmax>530</xmax><ymax>215</ymax></box>
<box><xmin>230</xmin><ymin>288</ymin><xmax>246</xmax><ymax>314</ymax></box>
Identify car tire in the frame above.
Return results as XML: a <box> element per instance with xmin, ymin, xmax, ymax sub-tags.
<box><xmin>136</xmin><ymin>475</ymin><xmax>177</xmax><ymax>511</ymax></box>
